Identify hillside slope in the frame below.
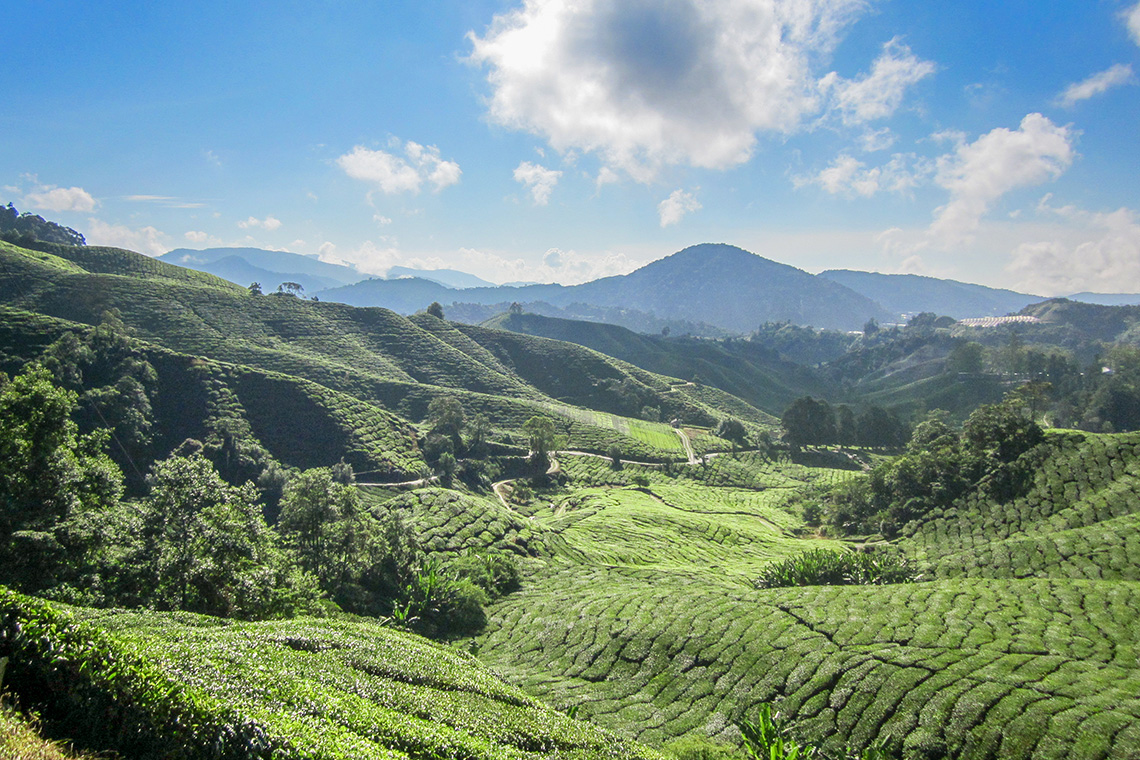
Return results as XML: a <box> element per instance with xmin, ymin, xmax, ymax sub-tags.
<box><xmin>482</xmin><ymin>311</ymin><xmax>828</xmax><ymax>416</ymax></box>
<box><xmin>0</xmin><ymin>241</ymin><xmax>763</xmax><ymax>462</ymax></box>
<box><xmin>0</xmin><ymin>589</ymin><xmax>661</xmax><ymax>760</ymax></box>
<box><xmin>473</xmin><ymin>437</ymin><xmax>1140</xmax><ymax>759</ymax></box>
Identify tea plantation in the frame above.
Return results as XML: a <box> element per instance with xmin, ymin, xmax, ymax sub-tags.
<box><xmin>4</xmin><ymin>239</ymin><xmax>1140</xmax><ymax>760</ymax></box>
<box><xmin>472</xmin><ymin>437</ymin><xmax>1140</xmax><ymax>759</ymax></box>
<box><xmin>0</xmin><ymin>588</ymin><xmax>663</xmax><ymax>760</ymax></box>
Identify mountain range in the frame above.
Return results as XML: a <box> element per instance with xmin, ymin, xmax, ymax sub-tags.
<box><xmin>159</xmin><ymin>243</ymin><xmax>1140</xmax><ymax>335</ymax></box>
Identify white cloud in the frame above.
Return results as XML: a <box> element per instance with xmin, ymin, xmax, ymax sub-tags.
<box><xmin>24</xmin><ymin>184</ymin><xmax>97</xmax><ymax>212</ymax></box>
<box><xmin>468</xmin><ymin>0</ymin><xmax>870</xmax><ymax>179</ymax></box>
<box><xmin>238</xmin><ymin>215</ymin><xmax>282</xmax><ymax>231</ymax></box>
<box><xmin>1055</xmin><ymin>64</ymin><xmax>1134</xmax><ymax>107</ymax></box>
<box><xmin>859</xmin><ymin>127</ymin><xmax>896</xmax><ymax>152</ymax></box>
<box><xmin>797</xmin><ymin>152</ymin><xmax>930</xmax><ymax>197</ymax></box>
<box><xmin>184</xmin><ymin>230</ymin><xmax>209</xmax><ymax>243</ymax></box>
<box><xmin>86</xmin><ymin>219</ymin><xmax>168</xmax><ymax>256</ymax></box>
<box><xmin>513</xmin><ymin>161</ymin><xmax>562</xmax><ymax>205</ymax></box>
<box><xmin>337</xmin><ymin>140</ymin><xmax>461</xmax><ymax>194</ymax></box>
<box><xmin>1126</xmin><ymin>2</ymin><xmax>1140</xmax><ymax>46</ymax></box>
<box><xmin>1008</xmin><ymin>202</ymin><xmax>1140</xmax><ymax>295</ymax></box>
<box><xmin>657</xmin><ymin>188</ymin><xmax>701</xmax><ymax>227</ymax></box>
<box><xmin>543</xmin><ymin>247</ymin><xmax>564</xmax><ymax>268</ymax></box>
<box><xmin>203</xmin><ymin>150</ymin><xmax>222</xmax><ymax>167</ymax></box>
<box><xmin>318</xmin><ymin>240</ymin><xmax>401</xmax><ymax>276</ymax></box>
<box><xmin>595</xmin><ymin>166</ymin><xmax>621</xmax><ymax>189</ymax></box>
<box><xmin>126</xmin><ymin>194</ymin><xmax>206</xmax><ymax>209</ymax></box>
<box><xmin>929</xmin><ymin>113</ymin><xmax>1076</xmax><ymax>246</ymax></box>
<box><xmin>374</xmin><ymin>214</ymin><xmax>393</xmax><ymax>226</ymax></box>
<box><xmin>820</xmin><ymin>37</ymin><xmax>935</xmax><ymax>124</ymax></box>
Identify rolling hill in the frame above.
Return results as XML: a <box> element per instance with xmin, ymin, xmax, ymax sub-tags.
<box><xmin>0</xmin><ymin>239</ymin><xmax>769</xmax><ymax>474</ymax></box>
<box><xmin>482</xmin><ymin>311</ymin><xmax>829</xmax><ymax>416</ymax></box>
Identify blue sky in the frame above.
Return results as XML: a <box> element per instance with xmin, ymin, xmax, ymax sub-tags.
<box><xmin>4</xmin><ymin>0</ymin><xmax>1140</xmax><ymax>295</ymax></box>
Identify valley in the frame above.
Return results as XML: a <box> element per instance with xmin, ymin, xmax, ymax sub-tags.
<box><xmin>1</xmin><ymin>235</ymin><xmax>1140</xmax><ymax>759</ymax></box>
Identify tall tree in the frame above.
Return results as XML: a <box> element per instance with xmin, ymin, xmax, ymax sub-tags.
<box><xmin>141</xmin><ymin>453</ymin><xmax>303</xmax><ymax>617</ymax></box>
<box><xmin>0</xmin><ymin>365</ymin><xmax>122</xmax><ymax>537</ymax></box>
<box><xmin>781</xmin><ymin>396</ymin><xmax>836</xmax><ymax>449</ymax></box>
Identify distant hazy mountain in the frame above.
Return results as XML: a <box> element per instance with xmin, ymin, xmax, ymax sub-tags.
<box><xmin>1065</xmin><ymin>292</ymin><xmax>1140</xmax><ymax>306</ymax></box>
<box><xmin>386</xmin><ymin>265</ymin><xmax>497</xmax><ymax>289</ymax></box>
<box><xmin>819</xmin><ymin>270</ymin><xmax>1041</xmax><ymax>319</ymax></box>
<box><xmin>161</xmin><ymin>247</ymin><xmax>366</xmax><ymax>293</ymax></box>
<box><xmin>318</xmin><ymin>244</ymin><xmax>892</xmax><ymax>333</ymax></box>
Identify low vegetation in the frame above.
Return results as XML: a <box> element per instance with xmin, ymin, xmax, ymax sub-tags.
<box><xmin>752</xmin><ymin>548</ymin><xmax>916</xmax><ymax>589</ymax></box>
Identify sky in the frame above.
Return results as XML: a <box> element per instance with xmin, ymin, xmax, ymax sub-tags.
<box><xmin>3</xmin><ymin>0</ymin><xmax>1140</xmax><ymax>295</ymax></box>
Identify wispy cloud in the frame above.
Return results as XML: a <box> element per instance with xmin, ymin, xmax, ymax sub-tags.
<box><xmin>513</xmin><ymin>161</ymin><xmax>562</xmax><ymax>205</ymax></box>
<box><xmin>1055</xmin><ymin>64</ymin><xmax>1134</xmax><ymax>107</ymax></box>
<box><xmin>125</xmin><ymin>194</ymin><xmax>207</xmax><ymax>209</ymax></box>
<box><xmin>658</xmin><ymin>189</ymin><xmax>701</xmax><ymax>227</ymax></box>
<box><xmin>1008</xmin><ymin>197</ymin><xmax>1140</xmax><ymax>294</ymax></box>
<box><xmin>1126</xmin><ymin>2</ymin><xmax>1140</xmax><ymax>46</ymax></box>
<box><xmin>930</xmin><ymin>113</ymin><xmax>1076</xmax><ymax>246</ymax></box>
<box><xmin>86</xmin><ymin>219</ymin><xmax>168</xmax><ymax>256</ymax></box>
<box><xmin>238</xmin><ymin>215</ymin><xmax>282</xmax><ymax>231</ymax></box>
<box><xmin>24</xmin><ymin>184</ymin><xmax>97</xmax><ymax>212</ymax></box>
<box><xmin>820</xmin><ymin>38</ymin><xmax>936</xmax><ymax>125</ymax></box>
<box><xmin>337</xmin><ymin>139</ymin><xmax>461</xmax><ymax>194</ymax></box>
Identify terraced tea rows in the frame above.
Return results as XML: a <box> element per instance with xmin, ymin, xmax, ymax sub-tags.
<box><xmin>478</xmin><ymin>572</ymin><xmax>1140</xmax><ymax>759</ymax></box>
<box><xmin>533</xmin><ymin>485</ymin><xmax>819</xmax><ymax>578</ymax></box>
<box><xmin>472</xmin><ymin>436</ymin><xmax>1140</xmax><ymax>760</ymax></box>
<box><xmin>7</xmin><ymin>593</ymin><xmax>663</xmax><ymax>760</ymax></box>
<box><xmin>369</xmin><ymin>487</ymin><xmax>563</xmax><ymax>558</ymax></box>
<box><xmin>905</xmin><ymin>431</ymin><xmax>1140</xmax><ymax>582</ymax></box>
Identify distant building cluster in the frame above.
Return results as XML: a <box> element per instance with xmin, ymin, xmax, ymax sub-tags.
<box><xmin>956</xmin><ymin>315</ymin><xmax>1042</xmax><ymax>328</ymax></box>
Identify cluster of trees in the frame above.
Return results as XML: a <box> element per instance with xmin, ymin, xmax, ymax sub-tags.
<box><xmin>946</xmin><ymin>337</ymin><xmax>1140</xmax><ymax>433</ymax></box>
<box><xmin>0</xmin><ymin>362</ymin><xmax>518</xmax><ymax>637</ymax></box>
<box><xmin>815</xmin><ymin>395</ymin><xmax>1044</xmax><ymax>537</ymax></box>
<box><xmin>781</xmin><ymin>397</ymin><xmax>908</xmax><ymax>450</ymax></box>
<box><xmin>1</xmin><ymin>202</ymin><xmax>87</xmax><ymax>248</ymax></box>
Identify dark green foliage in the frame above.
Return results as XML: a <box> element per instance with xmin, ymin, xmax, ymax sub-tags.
<box><xmin>449</xmin><ymin>549</ymin><xmax>522</xmax><ymax>599</ymax></box>
<box><xmin>781</xmin><ymin>397</ymin><xmax>836</xmax><ymax>448</ymax></box>
<box><xmin>821</xmin><ymin>399</ymin><xmax>1044</xmax><ymax>537</ymax></box>
<box><xmin>0</xmin><ymin>203</ymin><xmax>85</xmax><ymax>247</ymax></box>
<box><xmin>137</xmin><ymin>454</ymin><xmax>315</xmax><ymax>618</ymax></box>
<box><xmin>753</xmin><ymin>548</ymin><xmax>916</xmax><ymax>589</ymax></box>
<box><xmin>524</xmin><ymin>416</ymin><xmax>564</xmax><ymax>466</ymax></box>
<box><xmin>0</xmin><ymin>588</ymin><xmax>288</xmax><ymax>759</ymax></box>
<box><xmin>0</xmin><ymin>589</ymin><xmax>660</xmax><ymax>760</ymax></box>
<box><xmin>715</xmin><ymin>418</ymin><xmax>748</xmax><ymax>448</ymax></box>
<box><xmin>0</xmin><ymin>365</ymin><xmax>123</xmax><ymax>537</ymax></box>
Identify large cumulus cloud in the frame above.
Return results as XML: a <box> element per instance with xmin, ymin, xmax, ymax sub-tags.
<box><xmin>468</xmin><ymin>0</ymin><xmax>875</xmax><ymax>179</ymax></box>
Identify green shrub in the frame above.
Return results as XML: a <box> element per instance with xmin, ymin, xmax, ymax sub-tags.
<box><xmin>753</xmin><ymin>548</ymin><xmax>916</xmax><ymax>589</ymax></box>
